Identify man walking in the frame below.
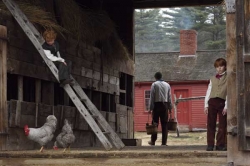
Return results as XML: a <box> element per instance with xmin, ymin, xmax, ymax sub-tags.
<box><xmin>148</xmin><ymin>72</ymin><xmax>172</xmax><ymax>146</ymax></box>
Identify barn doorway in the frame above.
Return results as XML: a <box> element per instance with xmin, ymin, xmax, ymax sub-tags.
<box><xmin>133</xmin><ymin>4</ymin><xmax>226</xmax><ymax>147</ymax></box>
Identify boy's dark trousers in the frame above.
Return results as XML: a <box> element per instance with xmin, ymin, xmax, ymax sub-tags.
<box><xmin>207</xmin><ymin>98</ymin><xmax>227</xmax><ymax>147</ymax></box>
<box><xmin>54</xmin><ymin>61</ymin><xmax>72</xmax><ymax>82</ymax></box>
<box><xmin>151</xmin><ymin>102</ymin><xmax>169</xmax><ymax>145</ymax></box>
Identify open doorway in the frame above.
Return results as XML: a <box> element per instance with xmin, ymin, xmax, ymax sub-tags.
<box><xmin>133</xmin><ymin>5</ymin><xmax>226</xmax><ymax>146</ymax></box>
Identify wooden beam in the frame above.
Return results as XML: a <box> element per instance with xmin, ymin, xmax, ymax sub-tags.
<box><xmin>133</xmin><ymin>0</ymin><xmax>222</xmax><ymax>8</ymax></box>
<box><xmin>0</xmin><ymin>25</ymin><xmax>7</xmax><ymax>150</ymax></box>
<box><xmin>7</xmin><ymin>58</ymin><xmax>55</xmax><ymax>81</ymax></box>
<box><xmin>35</xmin><ymin>79</ymin><xmax>41</xmax><ymax>127</ymax></box>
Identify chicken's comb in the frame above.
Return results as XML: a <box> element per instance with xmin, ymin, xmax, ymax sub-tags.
<box><xmin>24</xmin><ymin>125</ymin><xmax>28</xmax><ymax>130</ymax></box>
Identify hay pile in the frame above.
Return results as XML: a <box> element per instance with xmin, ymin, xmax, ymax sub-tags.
<box><xmin>0</xmin><ymin>0</ymin><xmax>131</xmax><ymax>61</ymax></box>
<box><xmin>0</xmin><ymin>0</ymin><xmax>67</xmax><ymax>36</ymax></box>
<box><xmin>56</xmin><ymin>0</ymin><xmax>130</xmax><ymax>61</ymax></box>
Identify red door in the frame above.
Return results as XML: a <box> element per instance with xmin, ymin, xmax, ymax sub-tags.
<box><xmin>174</xmin><ymin>89</ymin><xmax>189</xmax><ymax>125</ymax></box>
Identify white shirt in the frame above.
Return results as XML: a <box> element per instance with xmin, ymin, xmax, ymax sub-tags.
<box><xmin>43</xmin><ymin>50</ymin><xmax>65</xmax><ymax>62</ymax></box>
<box><xmin>204</xmin><ymin>72</ymin><xmax>227</xmax><ymax>109</ymax></box>
<box><xmin>149</xmin><ymin>80</ymin><xmax>172</xmax><ymax>110</ymax></box>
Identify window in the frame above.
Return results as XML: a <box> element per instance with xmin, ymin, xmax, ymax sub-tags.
<box><xmin>145</xmin><ymin>90</ymin><xmax>150</xmax><ymax>111</ymax></box>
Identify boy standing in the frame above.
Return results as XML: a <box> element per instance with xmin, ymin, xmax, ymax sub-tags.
<box><xmin>204</xmin><ymin>58</ymin><xmax>227</xmax><ymax>151</ymax></box>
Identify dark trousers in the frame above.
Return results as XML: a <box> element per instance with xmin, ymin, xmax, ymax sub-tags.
<box><xmin>207</xmin><ymin>98</ymin><xmax>227</xmax><ymax>147</ymax></box>
<box><xmin>151</xmin><ymin>102</ymin><xmax>169</xmax><ymax>145</ymax></box>
<box><xmin>54</xmin><ymin>61</ymin><xmax>72</xmax><ymax>82</ymax></box>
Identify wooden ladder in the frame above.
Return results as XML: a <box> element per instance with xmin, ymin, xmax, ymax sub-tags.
<box><xmin>2</xmin><ymin>0</ymin><xmax>125</xmax><ymax>151</ymax></box>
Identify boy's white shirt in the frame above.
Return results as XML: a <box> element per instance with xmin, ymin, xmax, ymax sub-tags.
<box><xmin>204</xmin><ymin>79</ymin><xmax>227</xmax><ymax>110</ymax></box>
<box><xmin>43</xmin><ymin>49</ymin><xmax>65</xmax><ymax>62</ymax></box>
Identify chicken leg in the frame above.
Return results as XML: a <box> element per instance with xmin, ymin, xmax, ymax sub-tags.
<box><xmin>63</xmin><ymin>145</ymin><xmax>71</xmax><ymax>153</ymax></box>
<box><xmin>39</xmin><ymin>146</ymin><xmax>44</xmax><ymax>152</ymax></box>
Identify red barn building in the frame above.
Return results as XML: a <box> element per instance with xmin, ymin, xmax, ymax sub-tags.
<box><xmin>134</xmin><ymin>30</ymin><xmax>226</xmax><ymax>131</ymax></box>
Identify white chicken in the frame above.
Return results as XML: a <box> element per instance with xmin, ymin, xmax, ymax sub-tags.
<box><xmin>24</xmin><ymin>115</ymin><xmax>57</xmax><ymax>152</ymax></box>
<box><xmin>53</xmin><ymin>119</ymin><xmax>75</xmax><ymax>152</ymax></box>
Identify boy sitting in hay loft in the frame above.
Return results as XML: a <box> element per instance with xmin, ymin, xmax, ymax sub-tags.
<box><xmin>42</xmin><ymin>29</ymin><xmax>74</xmax><ymax>86</ymax></box>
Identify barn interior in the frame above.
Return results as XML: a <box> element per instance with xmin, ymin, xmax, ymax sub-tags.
<box><xmin>0</xmin><ymin>0</ymin><xmax>232</xmax><ymax>152</ymax></box>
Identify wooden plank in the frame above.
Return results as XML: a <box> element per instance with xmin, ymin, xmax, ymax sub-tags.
<box><xmin>8</xmin><ymin>45</ymin><xmax>44</xmax><ymax>66</ymax></box>
<box><xmin>245</xmin><ymin>128</ymin><xmax>250</xmax><ymax>137</ymax></box>
<box><xmin>107</xmin><ymin>112</ymin><xmax>116</xmax><ymax>123</ymax></box>
<box><xmin>7</xmin><ymin>58</ymin><xmax>55</xmax><ymax>81</ymax></box>
<box><xmin>81</xmin><ymin>67</ymin><xmax>93</xmax><ymax>78</ymax></box>
<box><xmin>15</xmin><ymin>100</ymin><xmax>21</xmax><ymax>126</ymax></box>
<box><xmin>176</xmin><ymin>96</ymin><xmax>205</xmax><ymax>102</ymax></box>
<box><xmin>109</xmin><ymin>76</ymin><xmax>118</xmax><ymax>85</ymax></box>
<box><xmin>20</xmin><ymin>101</ymin><xmax>36</xmax><ymax>115</ymax></box>
<box><xmin>37</xmin><ymin>103</ymin><xmax>53</xmax><ymax>127</ymax></box>
<box><xmin>93</xmin><ymin>70</ymin><xmax>101</xmax><ymax>81</ymax></box>
<box><xmin>76</xmin><ymin>112</ymin><xmax>89</xmax><ymax>130</ymax></box>
<box><xmin>244</xmin><ymin>55</ymin><xmax>250</xmax><ymax>62</ymax></box>
<box><xmin>119</xmin><ymin>105</ymin><xmax>128</xmax><ymax>134</ymax></box>
<box><xmin>61</xmin><ymin>106</ymin><xmax>76</xmax><ymax>129</ymax></box>
<box><xmin>0</xmin><ymin>25</ymin><xmax>7</xmax><ymax>150</ymax></box>
<box><xmin>236</xmin><ymin>0</ymin><xmax>246</xmax><ymax>151</ymax></box>
<box><xmin>127</xmin><ymin>107</ymin><xmax>134</xmax><ymax>139</ymax></box>
<box><xmin>120</xmin><ymin>89</ymin><xmax>126</xmax><ymax>94</ymax></box>
<box><xmin>8</xmin><ymin>100</ymin><xmax>17</xmax><ymax>127</ymax></box>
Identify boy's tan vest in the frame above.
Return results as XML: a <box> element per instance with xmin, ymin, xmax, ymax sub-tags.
<box><xmin>209</xmin><ymin>73</ymin><xmax>227</xmax><ymax>100</ymax></box>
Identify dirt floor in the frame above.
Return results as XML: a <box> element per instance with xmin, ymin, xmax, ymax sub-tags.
<box><xmin>0</xmin><ymin>132</ymin><xmax>227</xmax><ymax>166</ymax></box>
<box><xmin>134</xmin><ymin>131</ymin><xmax>207</xmax><ymax>146</ymax></box>
<box><xmin>0</xmin><ymin>157</ymin><xmax>227</xmax><ymax>166</ymax></box>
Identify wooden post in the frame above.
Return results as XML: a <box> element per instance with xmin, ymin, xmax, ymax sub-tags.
<box><xmin>35</xmin><ymin>80</ymin><xmax>41</xmax><ymax>103</ymax></box>
<box><xmin>0</xmin><ymin>25</ymin><xmax>7</xmax><ymax>150</ymax></box>
<box><xmin>35</xmin><ymin>80</ymin><xmax>41</xmax><ymax>127</ymax></box>
<box><xmin>226</xmin><ymin>5</ymin><xmax>238</xmax><ymax>163</ymax></box>
<box><xmin>16</xmin><ymin>76</ymin><xmax>23</xmax><ymax>127</ymax></box>
<box><xmin>17</xmin><ymin>76</ymin><xmax>23</xmax><ymax>101</ymax></box>
<box><xmin>227</xmin><ymin>0</ymin><xmax>250</xmax><ymax>164</ymax></box>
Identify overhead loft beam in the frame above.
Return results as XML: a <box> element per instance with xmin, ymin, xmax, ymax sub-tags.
<box><xmin>133</xmin><ymin>0</ymin><xmax>223</xmax><ymax>8</ymax></box>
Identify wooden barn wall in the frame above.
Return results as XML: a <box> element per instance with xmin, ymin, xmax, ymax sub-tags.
<box><xmin>0</xmin><ymin>5</ymin><xmax>134</xmax><ymax>149</ymax></box>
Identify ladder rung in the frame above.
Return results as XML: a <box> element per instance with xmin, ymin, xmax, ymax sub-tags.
<box><xmin>92</xmin><ymin>115</ymin><xmax>98</xmax><ymax>118</ymax></box>
<box><xmin>80</xmin><ymin>98</ymin><xmax>87</xmax><ymax>102</ymax></box>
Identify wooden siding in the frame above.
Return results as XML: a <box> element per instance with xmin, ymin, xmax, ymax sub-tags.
<box><xmin>134</xmin><ymin>82</ymin><xmax>209</xmax><ymax>131</ymax></box>
<box><xmin>134</xmin><ymin>86</ymin><xmax>151</xmax><ymax>131</ymax></box>
<box><xmin>190</xmin><ymin>84</ymin><xmax>208</xmax><ymax>130</ymax></box>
